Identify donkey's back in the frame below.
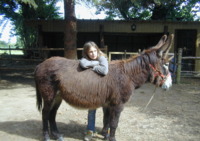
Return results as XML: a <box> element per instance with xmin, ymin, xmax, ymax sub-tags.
<box><xmin>35</xmin><ymin>57</ymin><xmax>79</xmax><ymax>76</ymax></box>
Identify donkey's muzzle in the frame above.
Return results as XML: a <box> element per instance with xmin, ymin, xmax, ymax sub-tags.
<box><xmin>161</xmin><ymin>73</ymin><xmax>172</xmax><ymax>90</ymax></box>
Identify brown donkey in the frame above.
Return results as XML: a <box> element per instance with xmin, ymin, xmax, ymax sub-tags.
<box><xmin>34</xmin><ymin>34</ymin><xmax>174</xmax><ymax>141</ymax></box>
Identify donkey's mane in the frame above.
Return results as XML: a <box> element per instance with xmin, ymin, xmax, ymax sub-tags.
<box><xmin>110</xmin><ymin>48</ymin><xmax>159</xmax><ymax>74</ymax></box>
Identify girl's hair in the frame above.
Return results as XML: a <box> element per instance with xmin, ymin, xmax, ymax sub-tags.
<box><xmin>82</xmin><ymin>41</ymin><xmax>106</xmax><ymax>60</ymax></box>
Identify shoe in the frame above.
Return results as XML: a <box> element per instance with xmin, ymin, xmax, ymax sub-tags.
<box><xmin>84</xmin><ymin>130</ymin><xmax>94</xmax><ymax>141</ymax></box>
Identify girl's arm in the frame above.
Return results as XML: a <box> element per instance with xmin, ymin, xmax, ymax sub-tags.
<box><xmin>93</xmin><ymin>56</ymin><xmax>109</xmax><ymax>75</ymax></box>
<box><xmin>79</xmin><ymin>58</ymin><xmax>99</xmax><ymax>69</ymax></box>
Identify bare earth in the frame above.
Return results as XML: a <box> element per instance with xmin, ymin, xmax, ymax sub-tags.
<box><xmin>0</xmin><ymin>70</ymin><xmax>200</xmax><ymax>141</ymax></box>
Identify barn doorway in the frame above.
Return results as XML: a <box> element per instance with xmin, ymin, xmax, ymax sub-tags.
<box><xmin>43</xmin><ymin>32</ymin><xmax>64</xmax><ymax>57</ymax></box>
<box><xmin>77</xmin><ymin>32</ymin><xmax>164</xmax><ymax>60</ymax></box>
<box><xmin>104</xmin><ymin>33</ymin><xmax>163</xmax><ymax>60</ymax></box>
<box><xmin>104</xmin><ymin>33</ymin><xmax>164</xmax><ymax>52</ymax></box>
<box><xmin>175</xmin><ymin>29</ymin><xmax>197</xmax><ymax>71</ymax></box>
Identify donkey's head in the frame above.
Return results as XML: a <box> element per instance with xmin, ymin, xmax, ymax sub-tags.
<box><xmin>147</xmin><ymin>34</ymin><xmax>174</xmax><ymax>90</ymax></box>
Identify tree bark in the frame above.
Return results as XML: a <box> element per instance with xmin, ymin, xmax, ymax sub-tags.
<box><xmin>64</xmin><ymin>0</ymin><xmax>77</xmax><ymax>59</ymax></box>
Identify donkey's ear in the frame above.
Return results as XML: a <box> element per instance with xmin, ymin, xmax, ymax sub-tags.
<box><xmin>153</xmin><ymin>35</ymin><xmax>167</xmax><ymax>49</ymax></box>
<box><xmin>157</xmin><ymin>34</ymin><xmax>174</xmax><ymax>59</ymax></box>
<box><xmin>168</xmin><ymin>55</ymin><xmax>174</xmax><ymax>61</ymax></box>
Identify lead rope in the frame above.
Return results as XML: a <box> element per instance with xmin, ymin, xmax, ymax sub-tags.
<box><xmin>143</xmin><ymin>85</ymin><xmax>157</xmax><ymax>111</ymax></box>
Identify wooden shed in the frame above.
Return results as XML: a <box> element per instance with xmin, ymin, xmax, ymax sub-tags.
<box><xmin>27</xmin><ymin>19</ymin><xmax>200</xmax><ymax>71</ymax></box>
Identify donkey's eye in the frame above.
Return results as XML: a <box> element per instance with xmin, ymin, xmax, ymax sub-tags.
<box><xmin>164</xmin><ymin>63</ymin><xmax>169</xmax><ymax>67</ymax></box>
<box><xmin>163</xmin><ymin>63</ymin><xmax>169</xmax><ymax>74</ymax></box>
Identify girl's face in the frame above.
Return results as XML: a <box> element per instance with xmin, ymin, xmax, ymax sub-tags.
<box><xmin>87</xmin><ymin>46</ymin><xmax>98</xmax><ymax>60</ymax></box>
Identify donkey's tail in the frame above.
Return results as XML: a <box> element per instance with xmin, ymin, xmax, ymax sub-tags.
<box><xmin>34</xmin><ymin>67</ymin><xmax>43</xmax><ymax>112</ymax></box>
<box><xmin>36</xmin><ymin>82</ymin><xmax>43</xmax><ymax>112</ymax></box>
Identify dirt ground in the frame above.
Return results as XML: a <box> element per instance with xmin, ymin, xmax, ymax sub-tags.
<box><xmin>0</xmin><ymin>70</ymin><xmax>200</xmax><ymax>141</ymax></box>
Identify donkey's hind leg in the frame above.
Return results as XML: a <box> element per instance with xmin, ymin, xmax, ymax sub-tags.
<box><xmin>49</xmin><ymin>93</ymin><xmax>63</xmax><ymax>141</ymax></box>
<box><xmin>42</xmin><ymin>100</ymin><xmax>53</xmax><ymax>141</ymax></box>
<box><xmin>41</xmin><ymin>86</ymin><xmax>61</xmax><ymax>141</ymax></box>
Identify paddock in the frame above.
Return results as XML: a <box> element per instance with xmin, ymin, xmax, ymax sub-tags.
<box><xmin>0</xmin><ymin>69</ymin><xmax>199</xmax><ymax>141</ymax></box>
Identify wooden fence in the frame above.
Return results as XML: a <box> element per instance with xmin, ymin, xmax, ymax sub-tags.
<box><xmin>1</xmin><ymin>47</ymin><xmax>200</xmax><ymax>84</ymax></box>
<box><xmin>0</xmin><ymin>47</ymin><xmax>107</xmax><ymax>70</ymax></box>
<box><xmin>108</xmin><ymin>50</ymin><xmax>139</xmax><ymax>62</ymax></box>
<box><xmin>176</xmin><ymin>48</ymin><xmax>200</xmax><ymax>84</ymax></box>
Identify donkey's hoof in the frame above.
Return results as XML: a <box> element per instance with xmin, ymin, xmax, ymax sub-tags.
<box><xmin>43</xmin><ymin>132</ymin><xmax>50</xmax><ymax>141</ymax></box>
<box><xmin>109</xmin><ymin>137</ymin><xmax>116</xmax><ymax>141</ymax></box>
<box><xmin>43</xmin><ymin>136</ymin><xmax>50</xmax><ymax>141</ymax></box>
<box><xmin>57</xmin><ymin>136</ymin><xmax>64</xmax><ymax>141</ymax></box>
<box><xmin>103</xmin><ymin>134</ymin><xmax>110</xmax><ymax>140</ymax></box>
<box><xmin>51</xmin><ymin>131</ymin><xmax>64</xmax><ymax>141</ymax></box>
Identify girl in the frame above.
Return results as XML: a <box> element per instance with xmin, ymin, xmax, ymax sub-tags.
<box><xmin>79</xmin><ymin>41</ymin><xmax>108</xmax><ymax>141</ymax></box>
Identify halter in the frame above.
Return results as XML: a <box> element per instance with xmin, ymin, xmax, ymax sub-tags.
<box><xmin>149</xmin><ymin>64</ymin><xmax>170</xmax><ymax>85</ymax></box>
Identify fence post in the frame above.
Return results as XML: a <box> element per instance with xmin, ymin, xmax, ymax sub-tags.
<box><xmin>176</xmin><ymin>48</ymin><xmax>182</xmax><ymax>84</ymax></box>
<box><xmin>124</xmin><ymin>50</ymin><xmax>127</xmax><ymax>59</ymax></box>
<box><xmin>9</xmin><ymin>45</ymin><xmax>12</xmax><ymax>62</ymax></box>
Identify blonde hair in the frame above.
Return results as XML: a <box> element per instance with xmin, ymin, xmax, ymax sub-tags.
<box><xmin>82</xmin><ymin>41</ymin><xmax>106</xmax><ymax>60</ymax></box>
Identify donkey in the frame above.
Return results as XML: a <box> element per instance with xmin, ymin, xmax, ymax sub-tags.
<box><xmin>34</xmin><ymin>34</ymin><xmax>174</xmax><ymax>141</ymax></box>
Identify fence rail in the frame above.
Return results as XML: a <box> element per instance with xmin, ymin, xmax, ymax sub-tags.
<box><xmin>1</xmin><ymin>47</ymin><xmax>200</xmax><ymax>84</ymax></box>
<box><xmin>182</xmin><ymin>57</ymin><xmax>200</xmax><ymax>60</ymax></box>
<box><xmin>108</xmin><ymin>51</ymin><xmax>138</xmax><ymax>62</ymax></box>
<box><xmin>0</xmin><ymin>47</ymin><xmax>108</xmax><ymax>51</ymax></box>
<box><xmin>176</xmin><ymin>48</ymin><xmax>200</xmax><ymax>84</ymax></box>
<box><xmin>0</xmin><ymin>47</ymin><xmax>107</xmax><ymax>70</ymax></box>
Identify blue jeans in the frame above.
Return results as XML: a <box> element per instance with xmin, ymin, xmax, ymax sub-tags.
<box><xmin>86</xmin><ymin>109</ymin><xmax>96</xmax><ymax>132</ymax></box>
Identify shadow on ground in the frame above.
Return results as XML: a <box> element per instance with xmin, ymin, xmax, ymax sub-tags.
<box><xmin>0</xmin><ymin>70</ymin><xmax>35</xmax><ymax>88</ymax></box>
<box><xmin>0</xmin><ymin>120</ymin><xmax>93</xmax><ymax>141</ymax></box>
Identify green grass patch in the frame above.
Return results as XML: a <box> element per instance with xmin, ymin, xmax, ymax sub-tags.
<box><xmin>0</xmin><ymin>50</ymin><xmax>24</xmax><ymax>55</ymax></box>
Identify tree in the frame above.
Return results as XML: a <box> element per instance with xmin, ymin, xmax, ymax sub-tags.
<box><xmin>16</xmin><ymin>0</ymin><xmax>37</xmax><ymax>8</ymax></box>
<box><xmin>0</xmin><ymin>0</ymin><xmax>61</xmax><ymax>50</ymax></box>
<box><xmin>84</xmin><ymin>0</ymin><xmax>200</xmax><ymax>21</ymax></box>
<box><xmin>18</xmin><ymin>0</ymin><xmax>61</xmax><ymax>52</ymax></box>
<box><xmin>1</xmin><ymin>0</ymin><xmax>78</xmax><ymax>59</ymax></box>
<box><xmin>63</xmin><ymin>0</ymin><xmax>77</xmax><ymax>59</ymax></box>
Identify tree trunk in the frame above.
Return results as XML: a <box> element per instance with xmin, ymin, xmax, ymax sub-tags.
<box><xmin>64</xmin><ymin>0</ymin><xmax>77</xmax><ymax>59</ymax></box>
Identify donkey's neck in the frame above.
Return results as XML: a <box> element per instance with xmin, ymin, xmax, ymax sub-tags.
<box><xmin>123</xmin><ymin>54</ymin><xmax>152</xmax><ymax>88</ymax></box>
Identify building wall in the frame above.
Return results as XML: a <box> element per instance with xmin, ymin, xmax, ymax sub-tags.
<box><xmin>78</xmin><ymin>20</ymin><xmax>200</xmax><ymax>50</ymax></box>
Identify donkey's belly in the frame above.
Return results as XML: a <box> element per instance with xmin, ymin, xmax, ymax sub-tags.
<box><xmin>60</xmin><ymin>91</ymin><xmax>103</xmax><ymax>110</ymax></box>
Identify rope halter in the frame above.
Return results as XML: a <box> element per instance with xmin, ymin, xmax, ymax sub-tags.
<box><xmin>149</xmin><ymin>64</ymin><xmax>170</xmax><ymax>85</ymax></box>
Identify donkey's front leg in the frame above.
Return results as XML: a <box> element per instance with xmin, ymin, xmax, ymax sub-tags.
<box><xmin>101</xmin><ymin>107</ymin><xmax>110</xmax><ymax>139</ymax></box>
<box><xmin>109</xmin><ymin>104</ymin><xmax>124</xmax><ymax>141</ymax></box>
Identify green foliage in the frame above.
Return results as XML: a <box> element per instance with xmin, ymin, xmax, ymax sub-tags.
<box><xmin>19</xmin><ymin>0</ymin><xmax>61</xmax><ymax>20</ymax></box>
<box><xmin>83</xmin><ymin>0</ymin><xmax>200</xmax><ymax>21</ymax></box>
<box><xmin>16</xmin><ymin>0</ymin><xmax>38</xmax><ymax>8</ymax></box>
<box><xmin>0</xmin><ymin>40</ymin><xmax>8</xmax><ymax>47</ymax></box>
<box><xmin>0</xmin><ymin>0</ymin><xmax>61</xmax><ymax>51</ymax></box>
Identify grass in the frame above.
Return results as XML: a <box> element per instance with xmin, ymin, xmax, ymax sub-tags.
<box><xmin>0</xmin><ymin>50</ymin><xmax>24</xmax><ymax>55</ymax></box>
